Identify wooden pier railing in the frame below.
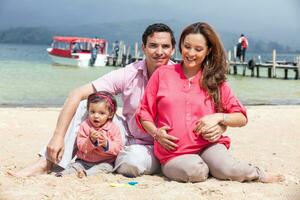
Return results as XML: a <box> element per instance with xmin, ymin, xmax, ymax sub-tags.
<box><xmin>228</xmin><ymin>50</ymin><xmax>300</xmax><ymax>80</ymax></box>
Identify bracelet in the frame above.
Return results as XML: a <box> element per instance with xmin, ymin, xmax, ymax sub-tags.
<box><xmin>152</xmin><ymin>129</ymin><xmax>159</xmax><ymax>140</ymax></box>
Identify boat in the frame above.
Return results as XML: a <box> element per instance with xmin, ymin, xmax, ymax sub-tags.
<box><xmin>47</xmin><ymin>36</ymin><xmax>108</xmax><ymax>67</ymax></box>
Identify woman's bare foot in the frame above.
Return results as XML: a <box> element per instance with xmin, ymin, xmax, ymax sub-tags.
<box><xmin>258</xmin><ymin>173</ymin><xmax>285</xmax><ymax>183</ymax></box>
<box><xmin>77</xmin><ymin>170</ymin><xmax>86</xmax><ymax>178</ymax></box>
<box><xmin>7</xmin><ymin>158</ymin><xmax>52</xmax><ymax>177</ymax></box>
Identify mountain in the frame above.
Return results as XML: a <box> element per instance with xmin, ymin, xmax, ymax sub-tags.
<box><xmin>0</xmin><ymin>20</ymin><xmax>298</xmax><ymax>53</ymax></box>
<box><xmin>0</xmin><ymin>27</ymin><xmax>55</xmax><ymax>44</ymax></box>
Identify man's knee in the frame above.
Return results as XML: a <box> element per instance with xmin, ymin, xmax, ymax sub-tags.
<box><xmin>114</xmin><ymin>145</ymin><xmax>159</xmax><ymax>176</ymax></box>
<box><xmin>116</xmin><ymin>163</ymin><xmax>140</xmax><ymax>178</ymax></box>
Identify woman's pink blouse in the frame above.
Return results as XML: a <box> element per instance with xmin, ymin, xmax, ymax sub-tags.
<box><xmin>136</xmin><ymin>64</ymin><xmax>247</xmax><ymax>164</ymax></box>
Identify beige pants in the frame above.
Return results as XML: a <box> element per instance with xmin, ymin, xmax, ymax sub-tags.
<box><xmin>162</xmin><ymin>143</ymin><xmax>262</xmax><ymax>183</ymax></box>
<box><xmin>55</xmin><ymin>159</ymin><xmax>113</xmax><ymax>177</ymax></box>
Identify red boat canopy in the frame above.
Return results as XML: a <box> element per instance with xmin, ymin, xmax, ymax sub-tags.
<box><xmin>53</xmin><ymin>36</ymin><xmax>107</xmax><ymax>44</ymax></box>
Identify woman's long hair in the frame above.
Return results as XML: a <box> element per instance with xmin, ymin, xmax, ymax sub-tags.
<box><xmin>179</xmin><ymin>22</ymin><xmax>228</xmax><ymax>111</ymax></box>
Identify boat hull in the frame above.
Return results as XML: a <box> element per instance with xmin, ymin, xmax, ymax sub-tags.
<box><xmin>47</xmin><ymin>48</ymin><xmax>107</xmax><ymax>67</ymax></box>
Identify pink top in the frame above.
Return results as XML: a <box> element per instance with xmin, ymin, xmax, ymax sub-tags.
<box><xmin>76</xmin><ymin>119</ymin><xmax>123</xmax><ymax>163</ymax></box>
<box><xmin>136</xmin><ymin>64</ymin><xmax>247</xmax><ymax>164</ymax></box>
<box><xmin>92</xmin><ymin>60</ymin><xmax>173</xmax><ymax>145</ymax></box>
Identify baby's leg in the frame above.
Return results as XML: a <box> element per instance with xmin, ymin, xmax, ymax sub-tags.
<box><xmin>85</xmin><ymin>163</ymin><xmax>113</xmax><ymax>176</ymax></box>
<box><xmin>55</xmin><ymin>162</ymin><xmax>85</xmax><ymax>177</ymax></box>
<box><xmin>200</xmin><ymin>143</ymin><xmax>284</xmax><ymax>183</ymax></box>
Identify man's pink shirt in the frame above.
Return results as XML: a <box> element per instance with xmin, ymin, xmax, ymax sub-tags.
<box><xmin>92</xmin><ymin>60</ymin><xmax>172</xmax><ymax>145</ymax></box>
<box><xmin>136</xmin><ymin>64</ymin><xmax>247</xmax><ymax>164</ymax></box>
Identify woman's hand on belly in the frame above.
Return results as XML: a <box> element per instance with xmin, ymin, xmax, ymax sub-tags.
<box><xmin>156</xmin><ymin>126</ymin><xmax>179</xmax><ymax>151</ymax></box>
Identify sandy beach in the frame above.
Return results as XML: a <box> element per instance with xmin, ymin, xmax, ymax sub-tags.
<box><xmin>0</xmin><ymin>106</ymin><xmax>299</xmax><ymax>200</ymax></box>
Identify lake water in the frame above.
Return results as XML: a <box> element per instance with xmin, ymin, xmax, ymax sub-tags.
<box><xmin>0</xmin><ymin>43</ymin><xmax>300</xmax><ymax>107</ymax></box>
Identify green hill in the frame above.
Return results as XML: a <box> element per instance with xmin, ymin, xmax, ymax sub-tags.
<box><xmin>0</xmin><ymin>20</ymin><xmax>298</xmax><ymax>53</ymax></box>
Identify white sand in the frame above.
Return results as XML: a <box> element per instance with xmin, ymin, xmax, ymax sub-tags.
<box><xmin>0</xmin><ymin>106</ymin><xmax>299</xmax><ymax>200</ymax></box>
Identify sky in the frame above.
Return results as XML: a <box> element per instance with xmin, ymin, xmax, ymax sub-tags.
<box><xmin>0</xmin><ymin>0</ymin><xmax>299</xmax><ymax>48</ymax></box>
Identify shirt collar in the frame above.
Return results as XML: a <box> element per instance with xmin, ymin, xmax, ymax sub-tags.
<box><xmin>136</xmin><ymin>60</ymin><xmax>148</xmax><ymax>78</ymax></box>
<box><xmin>177</xmin><ymin>63</ymin><xmax>202</xmax><ymax>83</ymax></box>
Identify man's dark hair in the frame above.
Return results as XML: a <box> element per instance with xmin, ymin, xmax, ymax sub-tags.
<box><xmin>142</xmin><ymin>23</ymin><xmax>176</xmax><ymax>47</ymax></box>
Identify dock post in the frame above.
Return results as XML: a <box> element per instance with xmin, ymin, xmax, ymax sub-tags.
<box><xmin>134</xmin><ymin>42</ymin><xmax>139</xmax><ymax>62</ymax></box>
<box><xmin>233</xmin><ymin>65</ymin><xmax>237</xmax><ymax>75</ymax></box>
<box><xmin>227</xmin><ymin>50</ymin><xmax>231</xmax><ymax>74</ymax></box>
<box><xmin>284</xmin><ymin>69</ymin><xmax>288</xmax><ymax>79</ymax></box>
<box><xmin>242</xmin><ymin>63</ymin><xmax>246</xmax><ymax>76</ymax></box>
<box><xmin>256</xmin><ymin>65</ymin><xmax>260</xmax><ymax>77</ymax></box>
<box><xmin>111</xmin><ymin>42</ymin><xmax>116</xmax><ymax>66</ymax></box>
<box><xmin>251</xmin><ymin>66</ymin><xmax>254</xmax><ymax>77</ymax></box>
<box><xmin>272</xmin><ymin>49</ymin><xmax>277</xmax><ymax>78</ymax></box>
<box><xmin>296</xmin><ymin>55</ymin><xmax>300</xmax><ymax>79</ymax></box>
<box><xmin>116</xmin><ymin>41</ymin><xmax>124</xmax><ymax>66</ymax></box>
<box><xmin>125</xmin><ymin>45</ymin><xmax>131</xmax><ymax>65</ymax></box>
<box><xmin>233</xmin><ymin>46</ymin><xmax>237</xmax><ymax>61</ymax></box>
<box><xmin>268</xmin><ymin>67</ymin><xmax>272</xmax><ymax>78</ymax></box>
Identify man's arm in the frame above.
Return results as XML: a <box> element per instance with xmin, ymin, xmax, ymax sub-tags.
<box><xmin>47</xmin><ymin>83</ymin><xmax>96</xmax><ymax>164</ymax></box>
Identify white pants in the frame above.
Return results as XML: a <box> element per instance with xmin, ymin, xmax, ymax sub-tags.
<box><xmin>162</xmin><ymin>144</ymin><xmax>261</xmax><ymax>183</ymax></box>
<box><xmin>39</xmin><ymin>100</ymin><xmax>159</xmax><ymax>174</ymax></box>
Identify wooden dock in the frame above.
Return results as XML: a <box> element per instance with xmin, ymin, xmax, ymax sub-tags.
<box><xmin>228</xmin><ymin>61</ymin><xmax>299</xmax><ymax>79</ymax></box>
<box><xmin>228</xmin><ymin>50</ymin><xmax>300</xmax><ymax>80</ymax></box>
<box><xmin>105</xmin><ymin>43</ymin><xmax>300</xmax><ymax>80</ymax></box>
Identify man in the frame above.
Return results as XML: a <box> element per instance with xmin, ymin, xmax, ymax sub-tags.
<box><xmin>90</xmin><ymin>44</ymin><xmax>98</xmax><ymax>66</ymax></box>
<box><xmin>13</xmin><ymin>23</ymin><xmax>176</xmax><ymax>177</ymax></box>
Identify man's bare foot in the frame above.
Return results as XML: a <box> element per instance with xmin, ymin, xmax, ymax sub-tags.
<box><xmin>258</xmin><ymin>173</ymin><xmax>285</xmax><ymax>183</ymax></box>
<box><xmin>77</xmin><ymin>170</ymin><xmax>86</xmax><ymax>178</ymax></box>
<box><xmin>7</xmin><ymin>158</ymin><xmax>52</xmax><ymax>177</ymax></box>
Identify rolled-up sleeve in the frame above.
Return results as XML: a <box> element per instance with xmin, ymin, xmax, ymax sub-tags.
<box><xmin>135</xmin><ymin>69</ymin><xmax>160</xmax><ymax>133</ymax></box>
<box><xmin>220</xmin><ymin>82</ymin><xmax>247</xmax><ymax>121</ymax></box>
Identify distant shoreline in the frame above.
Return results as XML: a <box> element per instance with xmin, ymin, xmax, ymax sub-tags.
<box><xmin>1</xmin><ymin>103</ymin><xmax>300</xmax><ymax>108</ymax></box>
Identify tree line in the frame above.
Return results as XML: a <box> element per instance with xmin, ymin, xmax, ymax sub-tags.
<box><xmin>0</xmin><ymin>26</ymin><xmax>298</xmax><ymax>53</ymax></box>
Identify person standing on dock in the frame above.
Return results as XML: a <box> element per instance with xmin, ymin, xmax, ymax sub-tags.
<box><xmin>238</xmin><ymin>34</ymin><xmax>248</xmax><ymax>62</ymax></box>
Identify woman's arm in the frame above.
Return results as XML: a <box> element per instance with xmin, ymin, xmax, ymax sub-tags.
<box><xmin>220</xmin><ymin>112</ymin><xmax>247</xmax><ymax>127</ymax></box>
<box><xmin>194</xmin><ymin>112</ymin><xmax>246</xmax><ymax>142</ymax></box>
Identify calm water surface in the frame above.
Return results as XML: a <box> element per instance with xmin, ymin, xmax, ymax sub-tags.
<box><xmin>0</xmin><ymin>43</ymin><xmax>299</xmax><ymax>107</ymax></box>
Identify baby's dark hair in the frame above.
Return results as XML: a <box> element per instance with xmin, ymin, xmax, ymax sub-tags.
<box><xmin>87</xmin><ymin>91</ymin><xmax>117</xmax><ymax>116</ymax></box>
